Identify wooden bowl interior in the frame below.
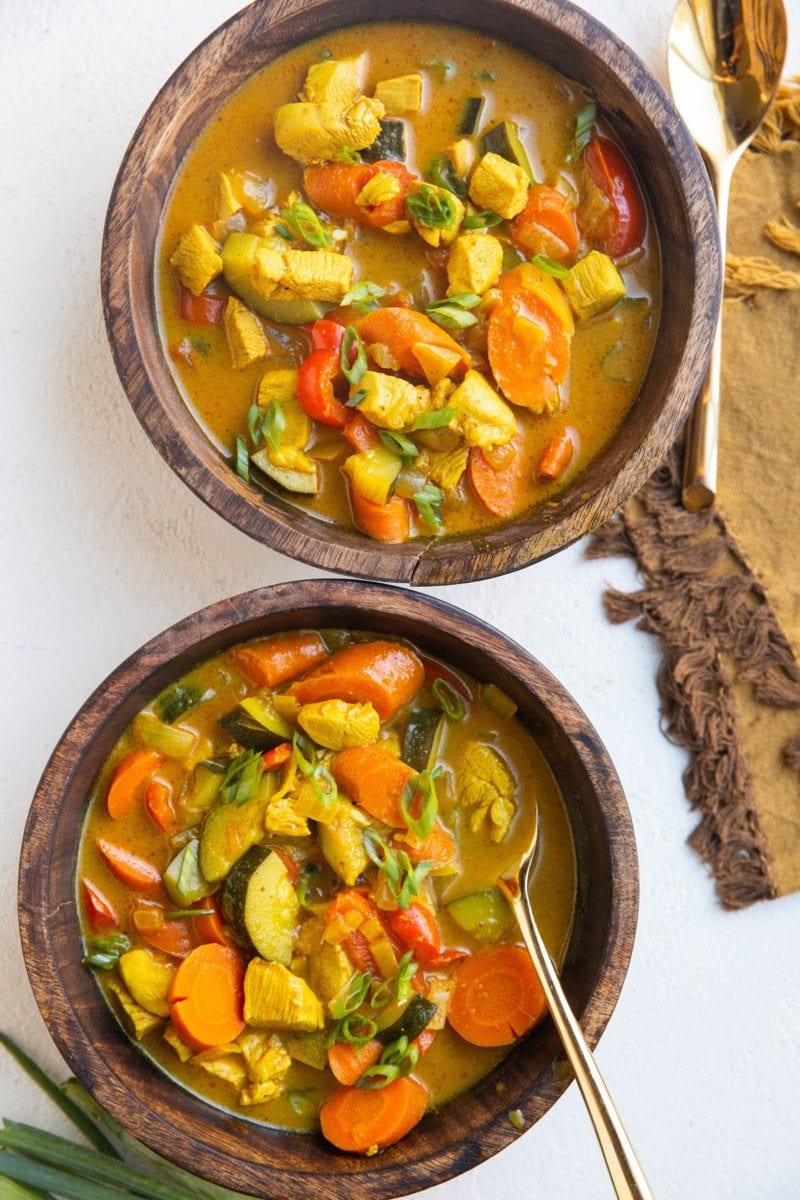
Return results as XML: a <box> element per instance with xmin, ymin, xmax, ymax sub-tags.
<box><xmin>21</xmin><ymin>582</ymin><xmax>637</xmax><ymax>1198</ymax></box>
<box><xmin>104</xmin><ymin>0</ymin><xmax>720</xmax><ymax>585</ymax></box>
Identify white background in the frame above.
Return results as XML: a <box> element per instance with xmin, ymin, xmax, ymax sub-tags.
<box><xmin>2</xmin><ymin>2</ymin><xmax>799</xmax><ymax>1197</ymax></box>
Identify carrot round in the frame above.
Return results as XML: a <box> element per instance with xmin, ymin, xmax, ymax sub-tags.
<box><xmin>168</xmin><ymin>943</ymin><xmax>245</xmax><ymax>1051</ymax></box>
<box><xmin>398</xmin><ymin>820</ymin><xmax>457</xmax><ymax>870</ymax></box>
<box><xmin>328</xmin><ymin>1038</ymin><xmax>383</xmax><ymax>1086</ymax></box>
<box><xmin>228</xmin><ymin>633</ymin><xmax>328</xmax><ymax>688</ymax></box>
<box><xmin>468</xmin><ymin>435</ymin><xmax>531</xmax><ymax>519</ymax></box>
<box><xmin>357</xmin><ymin>308</ymin><xmax>470</xmax><ymax>377</ymax></box>
<box><xmin>106</xmin><ymin>749</ymin><xmax>162</xmax><ymax>820</ymax></box>
<box><xmin>290</xmin><ymin>640</ymin><xmax>424</xmax><ymax>720</ymax></box>
<box><xmin>320</xmin><ymin>1076</ymin><xmax>429</xmax><ymax>1153</ymax></box>
<box><xmin>487</xmin><ymin>293</ymin><xmax>570</xmax><ymax>413</ymax></box>
<box><xmin>537</xmin><ymin>427</ymin><xmax>578</xmax><ymax>482</ymax></box>
<box><xmin>448</xmin><ymin>945</ymin><xmax>546</xmax><ymax>1047</ymax></box>
<box><xmin>96</xmin><ymin>837</ymin><xmax>162</xmax><ymax>892</ymax></box>
<box><xmin>350</xmin><ymin>486</ymin><xmax>411</xmax><ymax>544</ymax></box>
<box><xmin>509</xmin><ymin>185</ymin><xmax>579</xmax><ymax>261</ymax></box>
<box><xmin>193</xmin><ymin>896</ymin><xmax>233</xmax><ymax>948</ymax></box>
<box><xmin>304</xmin><ymin>161</ymin><xmax>415</xmax><ymax>229</ymax></box>
<box><xmin>82</xmin><ymin>878</ymin><xmax>118</xmax><ymax>931</ymax></box>
<box><xmin>332</xmin><ymin>745</ymin><xmax>415</xmax><ymax>825</ymax></box>
<box><xmin>145</xmin><ymin>779</ymin><xmax>177</xmax><ymax>832</ymax></box>
<box><xmin>142</xmin><ymin>919</ymin><xmax>192</xmax><ymax>959</ymax></box>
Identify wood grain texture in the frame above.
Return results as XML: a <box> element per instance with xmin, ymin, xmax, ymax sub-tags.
<box><xmin>19</xmin><ymin>579</ymin><xmax>638</xmax><ymax>1199</ymax></box>
<box><xmin>100</xmin><ymin>0</ymin><xmax>721</xmax><ymax>586</ymax></box>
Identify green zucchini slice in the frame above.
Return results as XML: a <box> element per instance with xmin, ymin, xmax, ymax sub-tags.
<box><xmin>220</xmin><ymin>846</ymin><xmax>299</xmax><ymax>966</ymax></box>
<box><xmin>458</xmin><ymin>96</ymin><xmax>486</xmax><ymax>136</ymax></box>
<box><xmin>377</xmin><ymin>994</ymin><xmax>438</xmax><ymax>1045</ymax></box>
<box><xmin>482</xmin><ymin>120</ymin><xmax>534</xmax><ymax>181</ymax></box>
<box><xmin>362</xmin><ymin>119</ymin><xmax>406</xmax><ymax>163</ymax></box>
<box><xmin>402</xmin><ymin>708</ymin><xmax>445</xmax><ymax>772</ymax></box>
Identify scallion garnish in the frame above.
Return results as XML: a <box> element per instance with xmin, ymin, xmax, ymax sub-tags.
<box><xmin>337</xmin><ymin>145</ymin><xmax>361</xmax><ymax>163</ymax></box>
<box><xmin>362</xmin><ymin>830</ymin><xmax>435</xmax><ymax>908</ymax></box>
<box><xmin>346</xmin><ymin>387</ymin><xmax>368</xmax><ymax>408</ymax></box>
<box><xmin>461</xmin><ymin>210</ymin><xmax>503</xmax><ymax>229</ymax></box>
<box><xmin>341</xmin><ymin>281</ymin><xmax>387</xmax><ymax>313</ymax></box>
<box><xmin>427</xmin><ymin>155</ymin><xmax>467</xmax><ymax>200</ymax></box>
<box><xmin>219</xmin><ymin>749</ymin><xmax>263</xmax><ymax>805</ymax></box>
<box><xmin>400</xmin><ymin>767</ymin><xmax>441</xmax><ymax>841</ymax></box>
<box><xmin>472</xmin><ymin>69</ymin><xmax>496</xmax><ymax>82</ymax></box>
<box><xmin>394</xmin><ymin>950</ymin><xmax>418</xmax><ymax>1003</ymax></box>
<box><xmin>234</xmin><ymin>435</ymin><xmax>250</xmax><ymax>482</ymax></box>
<box><xmin>250</xmin><ymin>398</ymin><xmax>285</xmax><ymax>452</ymax></box>
<box><xmin>379</xmin><ymin>430</ymin><xmax>419</xmax><ymax>463</ymax></box>
<box><xmin>406</xmin><ymin>184</ymin><xmax>458</xmax><ymax>230</ymax></box>
<box><xmin>359</xmin><ymin>1062</ymin><xmax>400</xmax><ymax>1089</ymax></box>
<box><xmin>311</xmin><ymin>762</ymin><xmax>337</xmax><ymax>807</ymax></box>
<box><xmin>331</xmin><ymin>972</ymin><xmax>373</xmax><ymax>1020</ymax></box>
<box><xmin>432</xmin><ymin>677</ymin><xmax>467</xmax><ymax>720</ymax></box>
<box><xmin>423</xmin><ymin>59</ymin><xmax>455</xmax><ymax>82</ymax></box>
<box><xmin>81</xmin><ymin>933</ymin><xmax>131</xmax><ymax>971</ymax></box>
<box><xmin>411</xmin><ymin>406</ymin><xmax>456</xmax><ymax>431</ymax></box>
<box><xmin>530</xmin><ymin>254</ymin><xmax>571</xmax><ymax>280</ymax></box>
<box><xmin>340</xmin><ymin>325</ymin><xmax>368</xmax><ymax>387</ymax></box>
<box><xmin>165</xmin><ymin>907</ymin><xmax>214</xmax><ymax>920</ymax></box>
<box><xmin>369</xmin><ymin>978</ymin><xmax>395</xmax><ymax>1009</ymax></box>
<box><xmin>425</xmin><ymin>293</ymin><xmax>481</xmax><ymax>330</ymax></box>
<box><xmin>568</xmin><ymin>102</ymin><xmax>597</xmax><ymax>161</ymax></box>
<box><xmin>278</xmin><ymin>200</ymin><xmax>332</xmax><ymax>248</ymax></box>
<box><xmin>413</xmin><ymin>482</ymin><xmax>444</xmax><ymax>530</ymax></box>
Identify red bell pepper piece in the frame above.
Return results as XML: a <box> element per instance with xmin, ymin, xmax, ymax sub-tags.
<box><xmin>82</xmin><ymin>879</ymin><xmax>118</xmax><ymax>931</ymax></box>
<box><xmin>582</xmin><ymin>136</ymin><xmax>646</xmax><ymax>259</ymax></box>
<box><xmin>386</xmin><ymin>902</ymin><xmax>444</xmax><ymax>966</ymax></box>
<box><xmin>178</xmin><ymin>287</ymin><xmax>225</xmax><ymax>325</ymax></box>
<box><xmin>297</xmin><ymin>319</ymin><xmax>349</xmax><ymax>427</ymax></box>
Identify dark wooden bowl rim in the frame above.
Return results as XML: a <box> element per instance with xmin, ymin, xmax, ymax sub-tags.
<box><xmin>101</xmin><ymin>0</ymin><xmax>721</xmax><ymax>585</ymax></box>
<box><xmin>19</xmin><ymin>580</ymin><xmax>638</xmax><ymax>1199</ymax></box>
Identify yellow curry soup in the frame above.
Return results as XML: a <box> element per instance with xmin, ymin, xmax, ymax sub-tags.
<box><xmin>78</xmin><ymin>629</ymin><xmax>575</xmax><ymax>1151</ymax></box>
<box><xmin>158</xmin><ymin>23</ymin><xmax>659</xmax><ymax>544</ymax></box>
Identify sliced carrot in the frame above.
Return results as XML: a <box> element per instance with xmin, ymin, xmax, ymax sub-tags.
<box><xmin>328</xmin><ymin>1038</ymin><xmax>383</xmax><ymax>1086</ymax></box>
<box><xmin>304</xmin><ymin>161</ymin><xmax>415</xmax><ymax>228</ymax></box>
<box><xmin>344</xmin><ymin>412</ymin><xmax>381</xmax><ymax>453</ymax></box>
<box><xmin>357</xmin><ymin>308</ymin><xmax>470</xmax><ymax>377</ymax></box>
<box><xmin>487</xmin><ymin>294</ymin><xmax>570</xmax><ymax>413</ymax></box>
<box><xmin>332</xmin><ymin>745</ymin><xmax>415</xmax><ymax>826</ymax></box>
<box><xmin>82</xmin><ymin>879</ymin><xmax>118</xmax><ymax>931</ymax></box>
<box><xmin>96</xmin><ymin>837</ymin><xmax>162</xmax><ymax>892</ymax></box>
<box><xmin>325</xmin><ymin>890</ymin><xmax>387</xmax><ymax>973</ymax></box>
<box><xmin>397</xmin><ymin>821</ymin><xmax>457</xmax><ymax>871</ymax></box>
<box><xmin>468</xmin><ymin>434</ymin><xmax>531</xmax><ymax>519</ymax></box>
<box><xmin>350</xmin><ymin>486</ymin><xmax>411</xmax><ymax>544</ymax></box>
<box><xmin>193</xmin><ymin>895</ymin><xmax>233</xmax><ymax>948</ymax></box>
<box><xmin>537</xmin><ymin>427</ymin><xmax>577</xmax><ymax>482</ymax></box>
<box><xmin>145</xmin><ymin>779</ymin><xmax>177</xmax><ymax>833</ymax></box>
<box><xmin>290</xmin><ymin>640</ymin><xmax>424</xmax><ymax>721</ymax></box>
<box><xmin>142</xmin><ymin>920</ymin><xmax>192</xmax><ymax>959</ymax></box>
<box><xmin>168</xmin><ymin>943</ymin><xmax>246</xmax><ymax>1051</ymax></box>
<box><xmin>262</xmin><ymin>742</ymin><xmax>293</xmax><ymax>772</ymax></box>
<box><xmin>228</xmin><ymin>633</ymin><xmax>328</xmax><ymax>688</ymax></box>
<box><xmin>320</xmin><ymin>1076</ymin><xmax>429</xmax><ymax>1153</ymax></box>
<box><xmin>106</xmin><ymin>749</ymin><xmax>162</xmax><ymax>820</ymax></box>
<box><xmin>509</xmin><ymin>185</ymin><xmax>579</xmax><ymax>261</ymax></box>
<box><xmin>447</xmin><ymin>945</ymin><xmax>546</xmax><ymax>1047</ymax></box>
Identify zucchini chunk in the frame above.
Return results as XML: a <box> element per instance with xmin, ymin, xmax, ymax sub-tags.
<box><xmin>482</xmin><ymin>120</ymin><xmax>534</xmax><ymax>181</ymax></box>
<box><xmin>377</xmin><ymin>994</ymin><xmax>438</xmax><ymax>1044</ymax></box>
<box><xmin>402</xmin><ymin>708</ymin><xmax>445</xmax><ymax>771</ymax></box>
<box><xmin>217</xmin><ymin>696</ymin><xmax>294</xmax><ymax>751</ymax></box>
<box><xmin>221</xmin><ymin>847</ymin><xmax>300</xmax><ymax>966</ymax></box>
<box><xmin>251</xmin><ymin>449</ymin><xmax>320</xmax><ymax>495</ymax></box>
<box><xmin>458</xmin><ymin>96</ymin><xmax>486</xmax><ymax>136</ymax></box>
<box><xmin>163</xmin><ymin>839</ymin><xmax>210</xmax><ymax>907</ymax></box>
<box><xmin>362</xmin><ymin>119</ymin><xmax>407</xmax><ymax>162</ymax></box>
<box><xmin>199</xmin><ymin>794</ymin><xmax>267</xmax><ymax>883</ymax></box>
<box><xmin>446</xmin><ymin>887</ymin><xmax>514</xmax><ymax>942</ymax></box>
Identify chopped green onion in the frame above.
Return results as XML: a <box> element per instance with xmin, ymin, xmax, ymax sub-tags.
<box><xmin>279</xmin><ymin>200</ymin><xmax>332</xmax><ymax>248</ymax></box>
<box><xmin>363</xmin><ymin>829</ymin><xmax>401</xmax><ymax>885</ymax></box>
<box><xmin>394</xmin><ymin>950</ymin><xmax>418</xmax><ymax>1003</ymax></box>
<box><xmin>427</xmin><ymin>155</ymin><xmax>467</xmax><ymax>200</ymax></box>
<box><xmin>341</xmin><ymin>282</ymin><xmax>387</xmax><ymax>313</ymax></box>
<box><xmin>568</xmin><ymin>102</ymin><xmax>597</xmax><ymax>161</ymax></box>
<box><xmin>219</xmin><ymin>749</ymin><xmax>263</xmax><ymax>805</ymax></box>
<box><xmin>472</xmin><ymin>69</ymin><xmax>496</xmax><ymax>82</ymax></box>
<box><xmin>331</xmin><ymin>972</ymin><xmax>372</xmax><ymax>1020</ymax></box>
<box><xmin>296</xmin><ymin>861</ymin><xmax>321</xmax><ymax>907</ymax></box>
<box><xmin>338</xmin><ymin>1014</ymin><xmax>378</xmax><ymax>1047</ymax></box>
<box><xmin>287</xmin><ymin>1088</ymin><xmax>320</xmax><ymax>1118</ymax></box>
<box><xmin>380</xmin><ymin>1034</ymin><xmax>420</xmax><ymax>1076</ymax></box>
<box><xmin>530</xmin><ymin>254</ymin><xmax>571</xmax><ymax>280</ymax></box>
<box><xmin>406</xmin><ymin>184</ymin><xmax>458</xmax><ymax>230</ymax></box>
<box><xmin>411</xmin><ymin>406</ymin><xmax>456</xmax><ymax>431</ymax></box>
<box><xmin>396</xmin><ymin>851</ymin><xmax>435</xmax><ymax>908</ymax></box>
<box><xmin>260</xmin><ymin>399</ymin><xmax>285</xmax><ymax>452</ymax></box>
<box><xmin>413</xmin><ymin>482</ymin><xmax>444</xmax><ymax>530</ymax></box>
<box><xmin>340</xmin><ymin>325</ymin><xmax>368</xmax><ymax>386</ymax></box>
<box><xmin>319</xmin><ymin>47</ymin><xmax>333</xmax><ymax>60</ymax></box>
<box><xmin>379</xmin><ymin>430</ymin><xmax>418</xmax><ymax>463</ymax></box>
<box><xmin>423</xmin><ymin>59</ymin><xmax>455</xmax><ymax>82</ymax></box>
<box><xmin>364</xmin><ymin>831</ymin><xmax>435</xmax><ymax>908</ymax></box>
<box><xmin>234</xmin><ymin>436</ymin><xmax>250</xmax><ymax>482</ymax></box>
<box><xmin>292</xmin><ymin>730</ymin><xmax>317</xmax><ymax>776</ymax></box>
<box><xmin>156</xmin><ymin>684</ymin><xmax>210</xmax><ymax>726</ymax></box>
<box><xmin>369</xmin><ymin>978</ymin><xmax>395</xmax><ymax>1009</ymax></box>
<box><xmin>346</xmin><ymin>387</ymin><xmax>368</xmax><ymax>408</ymax></box>
<box><xmin>337</xmin><ymin>145</ymin><xmax>361</xmax><ymax>164</ymax></box>
<box><xmin>311</xmin><ymin>762</ymin><xmax>337</xmax><ymax>807</ymax></box>
<box><xmin>461</xmin><ymin>210</ymin><xmax>503</xmax><ymax>229</ymax></box>
<box><xmin>165</xmin><ymin>907</ymin><xmax>214</xmax><ymax>920</ymax></box>
<box><xmin>400</xmin><ymin>768</ymin><xmax>439</xmax><ymax>841</ymax></box>
<box><xmin>432</xmin><ymin>677</ymin><xmax>466</xmax><ymax>720</ymax></box>
<box><xmin>359</xmin><ymin>1062</ymin><xmax>400</xmax><ymax>1089</ymax></box>
<box><xmin>81</xmin><ymin>933</ymin><xmax>131</xmax><ymax>971</ymax></box>
<box><xmin>424</xmin><ymin>302</ymin><xmax>478</xmax><ymax>330</ymax></box>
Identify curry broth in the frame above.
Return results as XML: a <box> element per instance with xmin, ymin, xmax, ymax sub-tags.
<box><xmin>157</xmin><ymin>22</ymin><xmax>660</xmax><ymax>539</ymax></box>
<box><xmin>77</xmin><ymin>632</ymin><xmax>575</xmax><ymax>1132</ymax></box>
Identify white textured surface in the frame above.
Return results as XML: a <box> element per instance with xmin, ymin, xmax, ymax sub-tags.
<box><xmin>2</xmin><ymin>1</ymin><xmax>799</xmax><ymax>1196</ymax></box>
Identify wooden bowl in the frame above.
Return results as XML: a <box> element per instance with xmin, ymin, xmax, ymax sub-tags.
<box><xmin>19</xmin><ymin>580</ymin><xmax>638</xmax><ymax>1198</ymax></box>
<box><xmin>101</xmin><ymin>0</ymin><xmax>720</xmax><ymax>586</ymax></box>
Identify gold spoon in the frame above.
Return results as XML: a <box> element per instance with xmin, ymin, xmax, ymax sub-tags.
<box><xmin>498</xmin><ymin>812</ymin><xmax>654</xmax><ymax>1200</ymax></box>
<box><xmin>668</xmin><ymin>0</ymin><xmax>787</xmax><ymax>511</ymax></box>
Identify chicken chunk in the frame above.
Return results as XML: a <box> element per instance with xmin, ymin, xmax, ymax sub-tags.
<box><xmin>469</xmin><ymin>152</ymin><xmax>529</xmax><ymax>220</ymax></box>
<box><xmin>448</xmin><ymin>370</ymin><xmax>516</xmax><ymax>448</ymax></box>
<box><xmin>318</xmin><ymin>798</ymin><xmax>370</xmax><ymax>886</ymax></box>
<box><xmin>106</xmin><ymin>978</ymin><xmax>164</xmax><ymax>1041</ymax></box>
<box><xmin>118</xmin><ymin>949</ymin><xmax>174</xmax><ymax>1018</ymax></box>
<box><xmin>447</xmin><ymin>137</ymin><xmax>478</xmax><ymax>178</ymax></box>
<box><xmin>354</xmin><ymin>370</ymin><xmax>431</xmax><ymax>431</ymax></box>
<box><xmin>237</xmin><ymin>1030</ymin><xmax>292</xmax><ymax>1106</ymax></box>
<box><xmin>281</xmin><ymin>248</ymin><xmax>353</xmax><ymax>303</ymax></box>
<box><xmin>407</xmin><ymin>182</ymin><xmax>465</xmax><ymax>248</ymax></box>
<box><xmin>274</xmin><ymin>97</ymin><xmax>384</xmax><ymax>164</ymax></box>
<box><xmin>244</xmin><ymin>959</ymin><xmax>325</xmax><ymax>1032</ymax></box>
<box><xmin>417</xmin><ymin>445</ymin><xmax>468</xmax><ymax>491</ymax></box>
<box><xmin>562</xmin><ymin>250</ymin><xmax>626</xmax><ymax>320</ymax></box>
<box><xmin>458</xmin><ymin>742</ymin><xmax>517</xmax><ymax>842</ymax></box>
<box><xmin>223</xmin><ymin>297</ymin><xmax>268</xmax><ymax>369</ymax></box>
<box><xmin>193</xmin><ymin>1045</ymin><xmax>247</xmax><ymax>1090</ymax></box>
<box><xmin>257</xmin><ymin>366</ymin><xmax>300</xmax><ymax>407</ymax></box>
<box><xmin>303</xmin><ymin>57</ymin><xmax>363</xmax><ymax>108</ymax></box>
<box><xmin>163</xmin><ymin>1023</ymin><xmax>193</xmax><ymax>1062</ymax></box>
<box><xmin>308</xmin><ymin>941</ymin><xmax>355</xmax><ymax>1007</ymax></box>
<box><xmin>447</xmin><ymin>233</ymin><xmax>504</xmax><ymax>296</ymax></box>
<box><xmin>297</xmin><ymin>699</ymin><xmax>381</xmax><ymax>751</ymax></box>
<box><xmin>169</xmin><ymin>224</ymin><xmax>223</xmax><ymax>296</ymax></box>
<box><xmin>373</xmin><ymin>74</ymin><xmax>423</xmax><ymax>115</ymax></box>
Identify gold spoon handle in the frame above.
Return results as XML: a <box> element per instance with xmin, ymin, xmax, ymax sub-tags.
<box><xmin>682</xmin><ymin>158</ymin><xmax>734</xmax><ymax>511</ymax></box>
<box><xmin>499</xmin><ymin>875</ymin><xmax>654</xmax><ymax>1200</ymax></box>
